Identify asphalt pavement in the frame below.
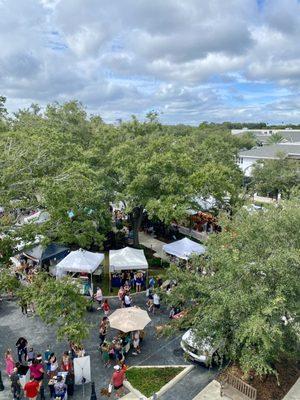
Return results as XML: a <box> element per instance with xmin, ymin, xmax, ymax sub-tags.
<box><xmin>0</xmin><ymin>294</ymin><xmax>216</xmax><ymax>399</ymax></box>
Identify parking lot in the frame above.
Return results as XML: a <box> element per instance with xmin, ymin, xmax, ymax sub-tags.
<box><xmin>0</xmin><ymin>294</ymin><xmax>216</xmax><ymax>399</ymax></box>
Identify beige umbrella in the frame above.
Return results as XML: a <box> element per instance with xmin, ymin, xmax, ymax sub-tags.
<box><xmin>108</xmin><ymin>306</ymin><xmax>151</xmax><ymax>333</ymax></box>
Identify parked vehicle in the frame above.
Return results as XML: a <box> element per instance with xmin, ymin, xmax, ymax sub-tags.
<box><xmin>180</xmin><ymin>329</ymin><xmax>219</xmax><ymax>366</ymax></box>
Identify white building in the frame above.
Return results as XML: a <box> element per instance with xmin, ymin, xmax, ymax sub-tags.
<box><xmin>237</xmin><ymin>143</ymin><xmax>300</xmax><ymax>177</ymax></box>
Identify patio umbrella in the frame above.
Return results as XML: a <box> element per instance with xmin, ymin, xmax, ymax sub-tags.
<box><xmin>108</xmin><ymin>306</ymin><xmax>151</xmax><ymax>333</ymax></box>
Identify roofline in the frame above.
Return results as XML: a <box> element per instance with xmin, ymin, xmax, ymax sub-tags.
<box><xmin>239</xmin><ymin>155</ymin><xmax>283</xmax><ymax>159</ymax></box>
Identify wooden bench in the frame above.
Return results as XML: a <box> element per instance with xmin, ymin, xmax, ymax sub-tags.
<box><xmin>220</xmin><ymin>373</ymin><xmax>257</xmax><ymax>400</ymax></box>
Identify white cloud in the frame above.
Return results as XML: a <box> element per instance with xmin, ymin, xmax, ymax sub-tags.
<box><xmin>1</xmin><ymin>0</ymin><xmax>300</xmax><ymax>123</ymax></box>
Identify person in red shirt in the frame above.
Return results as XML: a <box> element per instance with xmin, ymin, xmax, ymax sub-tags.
<box><xmin>24</xmin><ymin>377</ymin><xmax>40</xmax><ymax>399</ymax></box>
<box><xmin>111</xmin><ymin>365</ymin><xmax>126</xmax><ymax>397</ymax></box>
<box><xmin>101</xmin><ymin>299</ymin><xmax>111</xmax><ymax>316</ymax></box>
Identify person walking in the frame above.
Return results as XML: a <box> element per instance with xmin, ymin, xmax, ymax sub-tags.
<box><xmin>101</xmin><ymin>342</ymin><xmax>111</xmax><ymax>368</ymax></box>
<box><xmin>94</xmin><ymin>287</ymin><xmax>103</xmax><ymax>310</ymax></box>
<box><xmin>15</xmin><ymin>337</ymin><xmax>28</xmax><ymax>363</ymax></box>
<box><xmin>123</xmin><ymin>293</ymin><xmax>131</xmax><ymax>308</ymax></box>
<box><xmin>99</xmin><ymin>316</ymin><xmax>109</xmax><ymax>346</ymax></box>
<box><xmin>118</xmin><ymin>286</ymin><xmax>125</xmax><ymax>307</ymax></box>
<box><xmin>10</xmin><ymin>367</ymin><xmax>21</xmax><ymax>400</ymax></box>
<box><xmin>5</xmin><ymin>349</ymin><xmax>15</xmax><ymax>377</ymax></box>
<box><xmin>110</xmin><ymin>365</ymin><xmax>126</xmax><ymax>398</ymax></box>
<box><xmin>101</xmin><ymin>299</ymin><xmax>111</xmax><ymax>316</ymax></box>
<box><xmin>19</xmin><ymin>298</ymin><xmax>28</xmax><ymax>316</ymax></box>
<box><xmin>149</xmin><ymin>276</ymin><xmax>155</xmax><ymax>289</ymax></box>
<box><xmin>24</xmin><ymin>377</ymin><xmax>40</xmax><ymax>400</ymax></box>
<box><xmin>153</xmin><ymin>292</ymin><xmax>160</xmax><ymax>314</ymax></box>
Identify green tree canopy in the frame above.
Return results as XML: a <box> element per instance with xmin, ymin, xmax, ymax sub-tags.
<box><xmin>251</xmin><ymin>156</ymin><xmax>300</xmax><ymax>199</ymax></box>
<box><xmin>164</xmin><ymin>199</ymin><xmax>300</xmax><ymax>376</ymax></box>
<box><xmin>18</xmin><ymin>273</ymin><xmax>88</xmax><ymax>343</ymax></box>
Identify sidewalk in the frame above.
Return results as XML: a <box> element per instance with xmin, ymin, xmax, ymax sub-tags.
<box><xmin>139</xmin><ymin>232</ymin><xmax>169</xmax><ymax>261</ymax></box>
<box><xmin>121</xmin><ymin>393</ymin><xmax>140</xmax><ymax>399</ymax></box>
<box><xmin>283</xmin><ymin>378</ymin><xmax>300</xmax><ymax>400</ymax></box>
<box><xmin>192</xmin><ymin>380</ymin><xmax>230</xmax><ymax>400</ymax></box>
<box><xmin>160</xmin><ymin>366</ymin><xmax>217</xmax><ymax>400</ymax></box>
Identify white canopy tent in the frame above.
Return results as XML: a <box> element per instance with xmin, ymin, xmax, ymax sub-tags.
<box><xmin>109</xmin><ymin>247</ymin><xmax>148</xmax><ymax>272</ymax></box>
<box><xmin>56</xmin><ymin>249</ymin><xmax>104</xmax><ymax>292</ymax></box>
<box><xmin>109</xmin><ymin>247</ymin><xmax>148</xmax><ymax>291</ymax></box>
<box><xmin>163</xmin><ymin>237</ymin><xmax>206</xmax><ymax>260</ymax></box>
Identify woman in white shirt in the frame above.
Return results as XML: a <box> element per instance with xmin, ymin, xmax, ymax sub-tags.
<box><xmin>153</xmin><ymin>293</ymin><xmax>160</xmax><ymax>314</ymax></box>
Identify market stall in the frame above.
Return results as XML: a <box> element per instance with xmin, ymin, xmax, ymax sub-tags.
<box><xmin>109</xmin><ymin>247</ymin><xmax>148</xmax><ymax>289</ymax></box>
<box><xmin>23</xmin><ymin>243</ymin><xmax>70</xmax><ymax>269</ymax></box>
<box><xmin>163</xmin><ymin>237</ymin><xmax>206</xmax><ymax>260</ymax></box>
<box><xmin>56</xmin><ymin>249</ymin><xmax>104</xmax><ymax>294</ymax></box>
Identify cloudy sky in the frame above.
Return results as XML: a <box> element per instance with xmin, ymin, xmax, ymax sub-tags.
<box><xmin>1</xmin><ymin>0</ymin><xmax>300</xmax><ymax>124</ymax></box>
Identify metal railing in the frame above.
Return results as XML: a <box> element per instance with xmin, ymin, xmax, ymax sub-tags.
<box><xmin>221</xmin><ymin>372</ymin><xmax>257</xmax><ymax>400</ymax></box>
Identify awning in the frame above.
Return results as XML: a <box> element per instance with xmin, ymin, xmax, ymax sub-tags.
<box><xmin>56</xmin><ymin>249</ymin><xmax>104</xmax><ymax>274</ymax></box>
<box><xmin>163</xmin><ymin>237</ymin><xmax>206</xmax><ymax>260</ymax></box>
<box><xmin>23</xmin><ymin>243</ymin><xmax>69</xmax><ymax>264</ymax></box>
<box><xmin>109</xmin><ymin>247</ymin><xmax>148</xmax><ymax>272</ymax></box>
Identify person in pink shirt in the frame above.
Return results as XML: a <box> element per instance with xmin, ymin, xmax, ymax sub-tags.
<box><xmin>29</xmin><ymin>359</ymin><xmax>44</xmax><ymax>382</ymax></box>
<box><xmin>4</xmin><ymin>349</ymin><xmax>15</xmax><ymax>377</ymax></box>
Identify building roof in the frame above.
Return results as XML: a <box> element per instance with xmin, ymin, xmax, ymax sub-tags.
<box><xmin>232</xmin><ymin>129</ymin><xmax>300</xmax><ymax>143</ymax></box>
<box><xmin>239</xmin><ymin>144</ymin><xmax>300</xmax><ymax>159</ymax></box>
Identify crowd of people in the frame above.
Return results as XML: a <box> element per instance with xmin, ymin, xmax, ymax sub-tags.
<box><xmin>3</xmin><ymin>274</ymin><xmax>175</xmax><ymax>399</ymax></box>
<box><xmin>4</xmin><ymin>337</ymin><xmax>82</xmax><ymax>399</ymax></box>
<box><xmin>110</xmin><ymin>270</ymin><xmax>147</xmax><ymax>291</ymax></box>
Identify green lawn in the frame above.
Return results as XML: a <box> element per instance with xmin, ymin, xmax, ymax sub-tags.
<box><xmin>126</xmin><ymin>366</ymin><xmax>184</xmax><ymax>397</ymax></box>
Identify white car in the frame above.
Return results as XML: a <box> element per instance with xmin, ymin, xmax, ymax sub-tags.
<box><xmin>180</xmin><ymin>329</ymin><xmax>218</xmax><ymax>365</ymax></box>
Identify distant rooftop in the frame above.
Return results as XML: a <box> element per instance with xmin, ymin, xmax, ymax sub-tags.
<box><xmin>232</xmin><ymin>128</ymin><xmax>300</xmax><ymax>144</ymax></box>
<box><xmin>239</xmin><ymin>143</ymin><xmax>300</xmax><ymax>159</ymax></box>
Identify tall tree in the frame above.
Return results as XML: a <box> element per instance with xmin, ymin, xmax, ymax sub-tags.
<box><xmin>251</xmin><ymin>156</ymin><xmax>300</xmax><ymax>199</ymax></box>
<box><xmin>164</xmin><ymin>199</ymin><xmax>300</xmax><ymax>376</ymax></box>
<box><xmin>107</xmin><ymin>115</ymin><xmax>243</xmax><ymax>246</ymax></box>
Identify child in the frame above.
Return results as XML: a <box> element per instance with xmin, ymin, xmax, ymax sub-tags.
<box><xmin>132</xmin><ymin>331</ymin><xmax>141</xmax><ymax>356</ymax></box>
<box><xmin>108</xmin><ymin>344</ymin><xmax>115</xmax><ymax>363</ymax></box>
<box><xmin>101</xmin><ymin>299</ymin><xmax>111</xmax><ymax>316</ymax></box>
<box><xmin>101</xmin><ymin>342</ymin><xmax>111</xmax><ymax>368</ymax></box>
<box><xmin>147</xmin><ymin>296</ymin><xmax>154</xmax><ymax>313</ymax></box>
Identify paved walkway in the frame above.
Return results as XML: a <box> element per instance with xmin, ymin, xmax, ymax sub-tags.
<box><xmin>121</xmin><ymin>393</ymin><xmax>140</xmax><ymax>399</ymax></box>
<box><xmin>192</xmin><ymin>380</ymin><xmax>230</xmax><ymax>400</ymax></box>
<box><xmin>283</xmin><ymin>378</ymin><xmax>300</xmax><ymax>400</ymax></box>
<box><xmin>160</xmin><ymin>365</ymin><xmax>217</xmax><ymax>400</ymax></box>
<box><xmin>139</xmin><ymin>232</ymin><xmax>169</xmax><ymax>261</ymax></box>
<box><xmin>0</xmin><ymin>294</ymin><xmax>213</xmax><ymax>400</ymax></box>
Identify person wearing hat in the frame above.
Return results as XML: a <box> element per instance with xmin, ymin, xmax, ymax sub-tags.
<box><xmin>54</xmin><ymin>375</ymin><xmax>67</xmax><ymax>399</ymax></box>
<box><xmin>110</xmin><ymin>365</ymin><xmax>126</xmax><ymax>398</ymax></box>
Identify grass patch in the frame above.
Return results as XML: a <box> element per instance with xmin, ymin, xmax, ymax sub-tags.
<box><xmin>126</xmin><ymin>366</ymin><xmax>184</xmax><ymax>397</ymax></box>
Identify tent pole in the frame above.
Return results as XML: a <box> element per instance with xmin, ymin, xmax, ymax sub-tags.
<box><xmin>91</xmin><ymin>273</ymin><xmax>93</xmax><ymax>295</ymax></box>
<box><xmin>109</xmin><ymin>271</ymin><xmax>111</xmax><ymax>293</ymax></box>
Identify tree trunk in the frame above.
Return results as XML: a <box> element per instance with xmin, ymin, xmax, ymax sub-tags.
<box><xmin>132</xmin><ymin>206</ymin><xmax>144</xmax><ymax>247</ymax></box>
